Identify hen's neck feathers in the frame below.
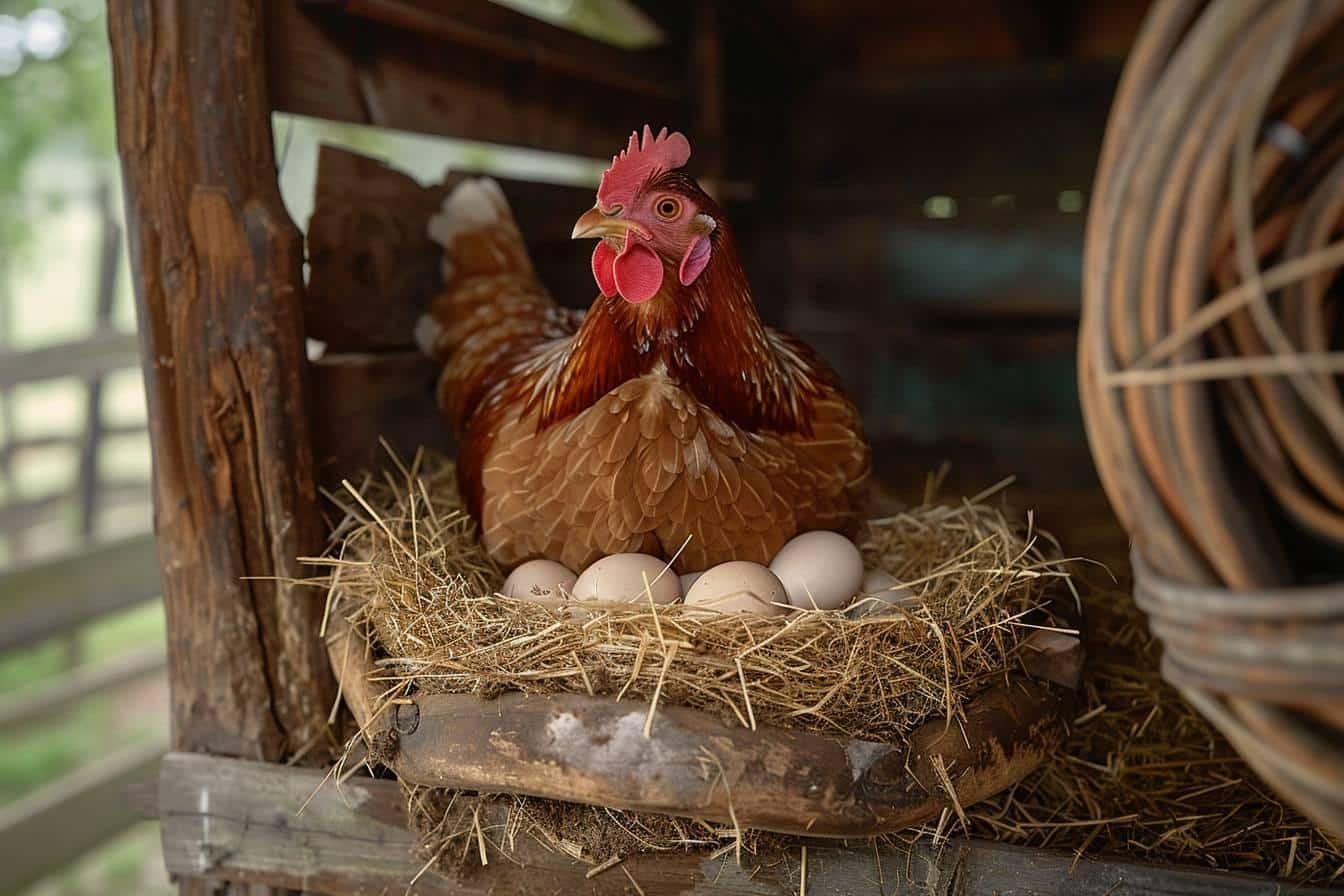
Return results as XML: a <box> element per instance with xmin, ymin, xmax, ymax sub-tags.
<box><xmin>536</xmin><ymin>220</ymin><xmax>825</xmax><ymax>433</ymax></box>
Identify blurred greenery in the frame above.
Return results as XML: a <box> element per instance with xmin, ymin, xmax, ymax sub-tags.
<box><xmin>0</xmin><ymin>0</ymin><xmax>114</xmax><ymax>258</ymax></box>
<box><xmin>22</xmin><ymin>823</ymin><xmax>174</xmax><ymax>896</ymax></box>
<box><xmin>0</xmin><ymin>600</ymin><xmax>166</xmax><ymax>803</ymax></box>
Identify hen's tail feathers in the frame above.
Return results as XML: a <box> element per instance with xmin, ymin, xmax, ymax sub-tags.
<box><xmin>415</xmin><ymin>176</ymin><xmax>549</xmax><ymax>363</ymax></box>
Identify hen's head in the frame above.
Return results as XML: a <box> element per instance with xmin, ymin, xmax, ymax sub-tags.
<box><xmin>572</xmin><ymin>126</ymin><xmax>718</xmax><ymax>305</ymax></box>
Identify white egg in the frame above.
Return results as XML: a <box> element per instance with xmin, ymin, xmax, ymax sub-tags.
<box><xmin>680</xmin><ymin>571</ymin><xmax>704</xmax><ymax>593</ymax></box>
<box><xmin>848</xmin><ymin>568</ymin><xmax>919</xmax><ymax>618</ymax></box>
<box><xmin>684</xmin><ymin>561</ymin><xmax>787</xmax><ymax>616</ymax></box>
<box><xmin>769</xmin><ymin>530</ymin><xmax>865</xmax><ymax>610</ymax></box>
<box><xmin>572</xmin><ymin>553</ymin><xmax>681</xmax><ymax>604</ymax></box>
<box><xmin>501</xmin><ymin>559</ymin><xmax>577</xmax><ymax>606</ymax></box>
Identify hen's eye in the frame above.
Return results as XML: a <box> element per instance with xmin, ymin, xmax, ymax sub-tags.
<box><xmin>656</xmin><ymin>198</ymin><xmax>681</xmax><ymax>219</ymax></box>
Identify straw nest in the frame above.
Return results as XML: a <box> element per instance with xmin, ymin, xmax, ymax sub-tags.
<box><xmin>314</xmin><ymin>453</ymin><xmax>1342</xmax><ymax>883</ymax></box>
<box><xmin>314</xmin><ymin>451</ymin><xmax>1072</xmax><ymax>865</ymax></box>
<box><xmin>321</xmin><ymin>453</ymin><xmax>1069</xmax><ymax>745</ymax></box>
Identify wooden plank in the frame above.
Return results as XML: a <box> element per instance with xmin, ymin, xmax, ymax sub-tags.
<box><xmin>789</xmin><ymin>64</ymin><xmax>1116</xmax><ymax>204</ymax></box>
<box><xmin>305</xmin><ymin>148</ymin><xmax>447</xmax><ymax>351</ymax></box>
<box><xmin>0</xmin><ymin>328</ymin><xmax>139</xmax><ymax>387</ymax></box>
<box><xmin>300</xmin><ymin>0</ymin><xmax>678</xmax><ymax>98</ymax></box>
<box><xmin>0</xmin><ymin>644</ymin><xmax>166</xmax><ymax>730</ymax></box>
<box><xmin>0</xmin><ymin>738</ymin><xmax>166</xmax><ymax>895</ymax></box>
<box><xmin>306</xmin><ymin>145</ymin><xmax>596</xmax><ymax>351</ymax></box>
<box><xmin>108</xmin><ymin>0</ymin><xmax>336</xmax><ymax>778</ymax></box>
<box><xmin>0</xmin><ymin>534</ymin><xmax>160</xmax><ymax>653</ymax></box>
<box><xmin>385</xmin><ymin>683</ymin><xmax>1066</xmax><ymax>838</ymax></box>
<box><xmin>265</xmin><ymin>0</ymin><xmax>686</xmax><ymax>158</ymax></box>
<box><xmin>159</xmin><ymin>753</ymin><xmax>1337</xmax><ymax>895</ymax></box>
<box><xmin>309</xmin><ymin>350</ymin><xmax>447</xmax><ymax>485</ymax></box>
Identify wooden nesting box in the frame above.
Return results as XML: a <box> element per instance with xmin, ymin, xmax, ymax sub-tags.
<box><xmin>106</xmin><ymin>1</ymin><xmax>1326</xmax><ymax>893</ymax></box>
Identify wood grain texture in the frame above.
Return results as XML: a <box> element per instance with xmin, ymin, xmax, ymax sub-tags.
<box><xmin>305</xmin><ymin>145</ymin><xmax>596</xmax><ymax>352</ymax></box>
<box><xmin>108</xmin><ymin>0</ymin><xmax>334</xmax><ymax>762</ymax></box>
<box><xmin>160</xmin><ymin>752</ymin><xmax>1335</xmax><ymax>895</ymax></box>
<box><xmin>300</xmin><ymin>0</ymin><xmax>681</xmax><ymax>100</ymax></box>
<box><xmin>324</xmin><ymin>611</ymin><xmax>1079</xmax><ymax>839</ymax></box>
<box><xmin>309</xmin><ymin>350</ymin><xmax>446</xmax><ymax>486</ymax></box>
<box><xmin>265</xmin><ymin>0</ymin><xmax>686</xmax><ymax>158</ymax></box>
<box><xmin>393</xmin><ymin>681</ymin><xmax>1065</xmax><ymax>838</ymax></box>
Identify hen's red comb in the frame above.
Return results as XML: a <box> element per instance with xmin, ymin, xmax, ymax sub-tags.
<box><xmin>596</xmin><ymin>126</ymin><xmax>691</xmax><ymax>210</ymax></box>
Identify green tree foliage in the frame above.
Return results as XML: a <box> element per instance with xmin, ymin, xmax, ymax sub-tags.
<box><xmin>0</xmin><ymin>0</ymin><xmax>115</xmax><ymax>257</ymax></box>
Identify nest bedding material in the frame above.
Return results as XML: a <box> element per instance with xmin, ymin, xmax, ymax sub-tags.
<box><xmin>317</xmin><ymin>451</ymin><xmax>1072</xmax><ymax>873</ymax></box>
<box><xmin>323</xmin><ymin>453</ymin><xmax>1068</xmax><ymax>747</ymax></box>
<box><xmin>317</xmin><ymin>453</ymin><xmax>1342</xmax><ymax>884</ymax></box>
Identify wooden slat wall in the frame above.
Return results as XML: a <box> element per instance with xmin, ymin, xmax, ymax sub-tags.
<box><xmin>306</xmin><ymin>146</ymin><xmax>597</xmax><ymax>352</ymax></box>
<box><xmin>756</xmin><ymin>62</ymin><xmax>1119</xmax><ymax>480</ymax></box>
<box><xmin>265</xmin><ymin>0</ymin><xmax>690</xmax><ymax>159</ymax></box>
<box><xmin>304</xmin><ymin>145</ymin><xmax>608</xmax><ymax>481</ymax></box>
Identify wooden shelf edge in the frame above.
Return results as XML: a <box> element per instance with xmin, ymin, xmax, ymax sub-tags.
<box><xmin>158</xmin><ymin>752</ymin><xmax>1333</xmax><ymax>895</ymax></box>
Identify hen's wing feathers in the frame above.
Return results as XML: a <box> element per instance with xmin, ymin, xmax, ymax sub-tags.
<box><xmin>422</xmin><ymin>179</ymin><xmax>581</xmax><ymax>433</ymax></box>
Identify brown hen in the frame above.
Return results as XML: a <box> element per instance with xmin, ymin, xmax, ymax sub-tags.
<box><xmin>417</xmin><ymin>127</ymin><xmax>870</xmax><ymax>572</ymax></box>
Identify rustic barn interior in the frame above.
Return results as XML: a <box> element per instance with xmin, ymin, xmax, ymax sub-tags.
<box><xmin>283</xmin><ymin>0</ymin><xmax>1153</xmax><ymax>492</ymax></box>
<box><xmin>94</xmin><ymin>0</ymin><xmax>1344</xmax><ymax>893</ymax></box>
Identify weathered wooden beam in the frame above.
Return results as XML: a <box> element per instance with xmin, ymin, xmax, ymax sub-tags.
<box><xmin>390</xmin><ymin>683</ymin><xmax>1064</xmax><ymax>838</ymax></box>
<box><xmin>324</xmin><ymin>610</ymin><xmax>1080</xmax><ymax>840</ymax></box>
<box><xmin>300</xmin><ymin>0</ymin><xmax>678</xmax><ymax>99</ymax></box>
<box><xmin>0</xmin><ymin>534</ymin><xmax>159</xmax><ymax>653</ymax></box>
<box><xmin>107</xmin><ymin>0</ymin><xmax>335</xmax><ymax>768</ymax></box>
<box><xmin>0</xmin><ymin>738</ymin><xmax>166</xmax><ymax>895</ymax></box>
<box><xmin>159</xmin><ymin>752</ymin><xmax>1335</xmax><ymax>895</ymax></box>
<box><xmin>266</xmin><ymin>0</ymin><xmax>687</xmax><ymax>158</ymax></box>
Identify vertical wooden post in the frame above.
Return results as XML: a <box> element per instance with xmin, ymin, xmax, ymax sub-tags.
<box><xmin>107</xmin><ymin>0</ymin><xmax>334</xmax><ymax>782</ymax></box>
<box><xmin>77</xmin><ymin>178</ymin><xmax>123</xmax><ymax>543</ymax></box>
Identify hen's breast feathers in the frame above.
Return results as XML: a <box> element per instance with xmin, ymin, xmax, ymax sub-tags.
<box><xmin>478</xmin><ymin>371</ymin><xmax>869</xmax><ymax>572</ymax></box>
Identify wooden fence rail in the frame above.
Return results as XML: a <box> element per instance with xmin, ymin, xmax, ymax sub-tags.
<box><xmin>0</xmin><ymin>533</ymin><xmax>160</xmax><ymax>653</ymax></box>
<box><xmin>0</xmin><ymin>328</ymin><xmax>141</xmax><ymax>389</ymax></box>
<box><xmin>0</xmin><ymin>643</ymin><xmax>167</xmax><ymax>731</ymax></box>
<box><xmin>0</xmin><ymin>172</ymin><xmax>163</xmax><ymax>896</ymax></box>
<box><xmin>0</xmin><ymin>738</ymin><xmax>167</xmax><ymax>895</ymax></box>
<box><xmin>0</xmin><ymin>533</ymin><xmax>165</xmax><ymax>894</ymax></box>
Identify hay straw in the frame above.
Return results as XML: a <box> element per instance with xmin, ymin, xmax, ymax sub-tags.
<box><xmin>316</xmin><ymin>453</ymin><xmax>1061</xmax><ymax>746</ymax></box>
<box><xmin>316</xmin><ymin>452</ymin><xmax>1343</xmax><ymax>884</ymax></box>
<box><xmin>899</xmin><ymin>569</ymin><xmax>1344</xmax><ymax>885</ymax></box>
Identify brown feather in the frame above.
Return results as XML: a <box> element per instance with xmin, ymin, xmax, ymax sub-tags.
<box><xmin>425</xmin><ymin>177</ymin><xmax>871</xmax><ymax>571</ymax></box>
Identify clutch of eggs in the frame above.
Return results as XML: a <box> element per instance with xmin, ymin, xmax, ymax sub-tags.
<box><xmin>503</xmin><ymin>531</ymin><xmax>914</xmax><ymax>617</ymax></box>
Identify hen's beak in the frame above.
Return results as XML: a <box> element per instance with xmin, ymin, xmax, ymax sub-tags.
<box><xmin>572</xmin><ymin>205</ymin><xmax>640</xmax><ymax>240</ymax></box>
